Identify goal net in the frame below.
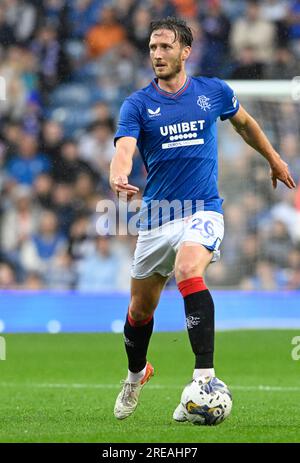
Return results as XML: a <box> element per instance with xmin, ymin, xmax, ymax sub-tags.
<box><xmin>205</xmin><ymin>79</ymin><xmax>300</xmax><ymax>290</ymax></box>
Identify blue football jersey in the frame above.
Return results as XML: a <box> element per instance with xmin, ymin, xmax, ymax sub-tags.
<box><xmin>114</xmin><ymin>76</ymin><xmax>239</xmax><ymax>230</ymax></box>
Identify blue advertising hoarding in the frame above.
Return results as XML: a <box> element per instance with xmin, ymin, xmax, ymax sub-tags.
<box><xmin>0</xmin><ymin>290</ymin><xmax>299</xmax><ymax>333</ymax></box>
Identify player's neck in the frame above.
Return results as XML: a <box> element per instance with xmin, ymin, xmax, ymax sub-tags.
<box><xmin>157</xmin><ymin>72</ymin><xmax>188</xmax><ymax>94</ymax></box>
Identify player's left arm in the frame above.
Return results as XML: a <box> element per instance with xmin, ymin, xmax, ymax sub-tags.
<box><xmin>230</xmin><ymin>105</ymin><xmax>296</xmax><ymax>189</ymax></box>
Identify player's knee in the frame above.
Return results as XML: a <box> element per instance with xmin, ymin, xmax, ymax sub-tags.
<box><xmin>129</xmin><ymin>298</ymin><xmax>155</xmax><ymax>321</ymax></box>
<box><xmin>175</xmin><ymin>262</ymin><xmax>201</xmax><ymax>282</ymax></box>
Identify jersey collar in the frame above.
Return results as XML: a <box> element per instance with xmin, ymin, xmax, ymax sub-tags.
<box><xmin>151</xmin><ymin>76</ymin><xmax>191</xmax><ymax>98</ymax></box>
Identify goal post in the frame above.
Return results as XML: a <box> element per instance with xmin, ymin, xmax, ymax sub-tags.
<box><xmin>227</xmin><ymin>78</ymin><xmax>300</xmax><ymax>100</ymax></box>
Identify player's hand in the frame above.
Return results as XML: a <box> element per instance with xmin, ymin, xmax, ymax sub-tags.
<box><xmin>111</xmin><ymin>175</ymin><xmax>139</xmax><ymax>200</ymax></box>
<box><xmin>269</xmin><ymin>158</ymin><xmax>296</xmax><ymax>189</ymax></box>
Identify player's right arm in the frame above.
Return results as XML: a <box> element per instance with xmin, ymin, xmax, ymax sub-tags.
<box><xmin>109</xmin><ymin>136</ymin><xmax>139</xmax><ymax>199</ymax></box>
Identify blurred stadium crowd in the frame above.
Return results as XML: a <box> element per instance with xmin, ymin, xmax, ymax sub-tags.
<box><xmin>0</xmin><ymin>0</ymin><xmax>300</xmax><ymax>290</ymax></box>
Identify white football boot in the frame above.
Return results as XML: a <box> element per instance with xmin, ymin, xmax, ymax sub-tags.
<box><xmin>173</xmin><ymin>375</ymin><xmax>215</xmax><ymax>422</ymax></box>
<box><xmin>173</xmin><ymin>402</ymin><xmax>188</xmax><ymax>422</ymax></box>
<box><xmin>114</xmin><ymin>362</ymin><xmax>154</xmax><ymax>420</ymax></box>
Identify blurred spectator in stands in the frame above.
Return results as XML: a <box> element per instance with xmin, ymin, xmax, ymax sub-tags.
<box><xmin>68</xmin><ymin>214</ymin><xmax>94</xmax><ymax>261</ymax></box>
<box><xmin>0</xmin><ymin>120</ymin><xmax>22</xmax><ymax>161</ymax></box>
<box><xmin>112</xmin><ymin>233</ymin><xmax>135</xmax><ymax>290</ymax></box>
<box><xmin>261</xmin><ymin>0</ymin><xmax>288</xmax><ymax>19</ymax></box>
<box><xmin>68</xmin><ymin>0</ymin><xmax>102</xmax><ymax>39</ymax></box>
<box><xmin>149</xmin><ymin>0</ymin><xmax>177</xmax><ymax>20</ymax></box>
<box><xmin>20</xmin><ymin>49</ymin><xmax>42</xmax><ymax>135</ymax></box>
<box><xmin>85</xmin><ymin>6</ymin><xmax>126</xmax><ymax>59</ymax></box>
<box><xmin>4</xmin><ymin>0</ymin><xmax>37</xmax><ymax>44</ymax></box>
<box><xmin>221</xmin><ymin>203</ymin><xmax>247</xmax><ymax>265</ymax></box>
<box><xmin>20</xmin><ymin>209</ymin><xmax>67</xmax><ymax>275</ymax></box>
<box><xmin>261</xmin><ymin>0</ymin><xmax>289</xmax><ymax>46</ymax></box>
<box><xmin>269</xmin><ymin>190</ymin><xmax>300</xmax><ymax>243</ymax></box>
<box><xmin>98</xmin><ymin>40</ymin><xmax>139</xmax><ymax>93</ymax></box>
<box><xmin>221</xmin><ymin>0</ymin><xmax>246</xmax><ymax>20</ymax></box>
<box><xmin>287</xmin><ymin>0</ymin><xmax>300</xmax><ymax>57</ymax></box>
<box><xmin>31</xmin><ymin>22</ymin><xmax>70</xmax><ymax>99</ymax></box>
<box><xmin>219</xmin><ymin>145</ymin><xmax>251</xmax><ymax>194</ymax></box>
<box><xmin>0</xmin><ymin>142</ymin><xmax>7</xmax><ymax>194</ymax></box>
<box><xmin>199</xmin><ymin>0</ymin><xmax>231</xmax><ymax>76</ymax></box>
<box><xmin>22</xmin><ymin>91</ymin><xmax>42</xmax><ymax>136</ymax></box>
<box><xmin>0</xmin><ymin>262</ymin><xmax>18</xmax><ymax>289</ymax></box>
<box><xmin>22</xmin><ymin>271</ymin><xmax>45</xmax><ymax>289</ymax></box>
<box><xmin>0</xmin><ymin>4</ymin><xmax>15</xmax><ymax>49</ymax></box>
<box><xmin>45</xmin><ymin>250</ymin><xmax>76</xmax><ymax>289</ymax></box>
<box><xmin>241</xmin><ymin>191</ymin><xmax>268</xmax><ymax>233</ymax></box>
<box><xmin>296</xmin><ymin>182</ymin><xmax>300</xmax><ymax>211</ymax></box>
<box><xmin>171</xmin><ymin>0</ymin><xmax>198</xmax><ymax>18</ymax></box>
<box><xmin>278</xmin><ymin>102</ymin><xmax>299</xmax><ymax>139</ymax></box>
<box><xmin>229</xmin><ymin>46</ymin><xmax>263</xmax><ymax>79</ymax></box>
<box><xmin>20</xmin><ymin>272</ymin><xmax>45</xmax><ymax>291</ymax></box>
<box><xmin>246</xmin><ymin>159</ymin><xmax>274</xmax><ymax>204</ymax></box>
<box><xmin>206</xmin><ymin>260</ymin><xmax>237</xmax><ymax>287</ymax></box>
<box><xmin>21</xmin><ymin>49</ymin><xmax>39</xmax><ymax>94</ymax></box>
<box><xmin>237</xmin><ymin>233</ymin><xmax>260</xmax><ymax>281</ymax></box>
<box><xmin>76</xmin><ymin>235</ymin><xmax>120</xmax><ymax>291</ymax></box>
<box><xmin>51</xmin><ymin>182</ymin><xmax>76</xmax><ymax>236</ymax></box>
<box><xmin>285</xmin><ymin>248</ymin><xmax>300</xmax><ymax>290</ymax></box>
<box><xmin>116</xmin><ymin>0</ymin><xmax>138</xmax><ymax>29</ymax></box>
<box><xmin>127</xmin><ymin>7</ymin><xmax>151</xmax><ymax>56</ymax></box>
<box><xmin>184</xmin><ymin>19</ymin><xmax>204</xmax><ymax>76</ymax></box>
<box><xmin>279</xmin><ymin>133</ymin><xmax>300</xmax><ymax>181</ymax></box>
<box><xmin>6</xmin><ymin>133</ymin><xmax>51</xmax><ymax>186</ymax></box>
<box><xmin>42</xmin><ymin>0</ymin><xmax>70</xmax><ymax>40</ymax></box>
<box><xmin>73</xmin><ymin>172</ymin><xmax>98</xmax><ymax>213</ymax></box>
<box><xmin>40</xmin><ymin>120</ymin><xmax>64</xmax><ymax>158</ymax></box>
<box><xmin>0</xmin><ymin>46</ymin><xmax>27</xmax><ymax>119</ymax></box>
<box><xmin>261</xmin><ymin>220</ymin><xmax>293</xmax><ymax>267</ymax></box>
<box><xmin>79</xmin><ymin>120</ymin><xmax>115</xmax><ymax>177</ymax></box>
<box><xmin>33</xmin><ymin>173</ymin><xmax>53</xmax><ymax>209</ymax></box>
<box><xmin>230</xmin><ymin>0</ymin><xmax>275</xmax><ymax>67</ymax></box>
<box><xmin>0</xmin><ymin>185</ymin><xmax>40</xmax><ymax>256</ymax></box>
<box><xmin>240</xmin><ymin>260</ymin><xmax>283</xmax><ymax>290</ymax></box>
<box><xmin>52</xmin><ymin>139</ymin><xmax>97</xmax><ymax>184</ymax></box>
<box><xmin>95</xmin><ymin>74</ymin><xmax>124</xmax><ymax>109</ymax></box>
<box><xmin>264</xmin><ymin>47</ymin><xmax>300</xmax><ymax>79</ymax></box>
<box><xmin>90</xmin><ymin>101</ymin><xmax>114</xmax><ymax>126</ymax></box>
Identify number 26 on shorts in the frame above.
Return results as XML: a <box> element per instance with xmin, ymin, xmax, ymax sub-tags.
<box><xmin>190</xmin><ymin>218</ymin><xmax>215</xmax><ymax>239</ymax></box>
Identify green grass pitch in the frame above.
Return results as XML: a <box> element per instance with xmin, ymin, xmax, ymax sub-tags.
<box><xmin>0</xmin><ymin>330</ymin><xmax>299</xmax><ymax>443</ymax></box>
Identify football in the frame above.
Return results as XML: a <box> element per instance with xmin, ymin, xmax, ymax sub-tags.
<box><xmin>180</xmin><ymin>376</ymin><xmax>233</xmax><ymax>425</ymax></box>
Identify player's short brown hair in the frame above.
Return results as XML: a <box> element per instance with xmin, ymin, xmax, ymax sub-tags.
<box><xmin>149</xmin><ymin>17</ymin><xmax>193</xmax><ymax>47</ymax></box>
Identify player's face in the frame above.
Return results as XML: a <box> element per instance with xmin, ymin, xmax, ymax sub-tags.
<box><xmin>149</xmin><ymin>29</ymin><xmax>189</xmax><ymax>80</ymax></box>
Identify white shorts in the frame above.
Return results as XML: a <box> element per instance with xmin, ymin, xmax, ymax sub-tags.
<box><xmin>131</xmin><ymin>211</ymin><xmax>224</xmax><ymax>279</ymax></box>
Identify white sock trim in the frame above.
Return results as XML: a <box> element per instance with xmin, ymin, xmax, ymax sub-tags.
<box><xmin>127</xmin><ymin>365</ymin><xmax>147</xmax><ymax>383</ymax></box>
<box><xmin>193</xmin><ymin>368</ymin><xmax>215</xmax><ymax>380</ymax></box>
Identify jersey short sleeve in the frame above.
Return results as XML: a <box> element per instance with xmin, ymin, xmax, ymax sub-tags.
<box><xmin>114</xmin><ymin>98</ymin><xmax>141</xmax><ymax>146</ymax></box>
<box><xmin>219</xmin><ymin>80</ymin><xmax>240</xmax><ymax>121</ymax></box>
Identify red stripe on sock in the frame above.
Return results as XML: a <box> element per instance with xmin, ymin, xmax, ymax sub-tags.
<box><xmin>177</xmin><ymin>277</ymin><xmax>207</xmax><ymax>298</ymax></box>
<box><xmin>128</xmin><ymin>312</ymin><xmax>153</xmax><ymax>327</ymax></box>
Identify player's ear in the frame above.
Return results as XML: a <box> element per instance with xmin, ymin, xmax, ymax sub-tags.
<box><xmin>182</xmin><ymin>46</ymin><xmax>191</xmax><ymax>61</ymax></box>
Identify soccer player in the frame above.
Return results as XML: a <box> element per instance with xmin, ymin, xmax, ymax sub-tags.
<box><xmin>110</xmin><ymin>17</ymin><xmax>296</xmax><ymax>421</ymax></box>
